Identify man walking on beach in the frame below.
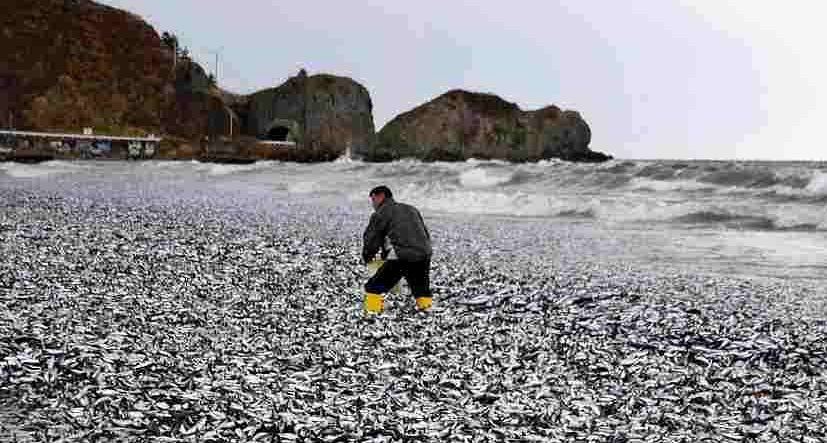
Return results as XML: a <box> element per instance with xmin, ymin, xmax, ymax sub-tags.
<box><xmin>362</xmin><ymin>185</ymin><xmax>433</xmax><ymax>314</ymax></box>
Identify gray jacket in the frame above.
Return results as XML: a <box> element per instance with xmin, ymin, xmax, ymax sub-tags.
<box><xmin>363</xmin><ymin>198</ymin><xmax>432</xmax><ymax>263</ymax></box>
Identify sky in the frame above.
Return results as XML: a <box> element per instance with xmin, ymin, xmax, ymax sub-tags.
<box><xmin>99</xmin><ymin>0</ymin><xmax>826</xmax><ymax>160</ymax></box>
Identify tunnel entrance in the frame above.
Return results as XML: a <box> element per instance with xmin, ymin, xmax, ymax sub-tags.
<box><xmin>267</xmin><ymin>126</ymin><xmax>290</xmax><ymax>142</ymax></box>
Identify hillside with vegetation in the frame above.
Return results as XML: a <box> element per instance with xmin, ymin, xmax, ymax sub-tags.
<box><xmin>0</xmin><ymin>0</ymin><xmax>223</xmax><ymax>141</ymax></box>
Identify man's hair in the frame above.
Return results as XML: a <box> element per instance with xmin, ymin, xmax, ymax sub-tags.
<box><xmin>369</xmin><ymin>185</ymin><xmax>393</xmax><ymax>199</ymax></box>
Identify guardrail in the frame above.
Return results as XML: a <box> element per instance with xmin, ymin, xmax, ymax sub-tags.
<box><xmin>0</xmin><ymin>130</ymin><xmax>160</xmax><ymax>142</ymax></box>
<box><xmin>0</xmin><ymin>130</ymin><xmax>161</xmax><ymax>160</ymax></box>
<box><xmin>256</xmin><ymin>140</ymin><xmax>297</xmax><ymax>147</ymax></box>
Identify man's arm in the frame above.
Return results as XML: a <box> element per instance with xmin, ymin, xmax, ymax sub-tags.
<box><xmin>362</xmin><ymin>211</ymin><xmax>389</xmax><ymax>263</ymax></box>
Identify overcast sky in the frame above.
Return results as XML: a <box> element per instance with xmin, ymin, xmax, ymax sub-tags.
<box><xmin>100</xmin><ymin>0</ymin><xmax>826</xmax><ymax>160</ymax></box>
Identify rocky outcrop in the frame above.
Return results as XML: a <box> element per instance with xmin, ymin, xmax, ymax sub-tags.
<box><xmin>369</xmin><ymin>90</ymin><xmax>611</xmax><ymax>162</ymax></box>
<box><xmin>247</xmin><ymin>71</ymin><xmax>375</xmax><ymax>161</ymax></box>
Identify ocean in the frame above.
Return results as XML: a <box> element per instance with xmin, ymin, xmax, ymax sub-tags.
<box><xmin>1</xmin><ymin>157</ymin><xmax>826</xmax><ymax>287</ymax></box>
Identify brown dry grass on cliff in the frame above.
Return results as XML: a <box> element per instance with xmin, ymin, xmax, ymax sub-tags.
<box><xmin>385</xmin><ymin>89</ymin><xmax>522</xmax><ymax>131</ymax></box>
<box><xmin>3</xmin><ymin>0</ymin><xmax>173</xmax><ymax>133</ymax></box>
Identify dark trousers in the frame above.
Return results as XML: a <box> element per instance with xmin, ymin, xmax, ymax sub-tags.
<box><xmin>364</xmin><ymin>259</ymin><xmax>432</xmax><ymax>297</ymax></box>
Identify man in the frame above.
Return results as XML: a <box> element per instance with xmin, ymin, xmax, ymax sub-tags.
<box><xmin>362</xmin><ymin>185</ymin><xmax>432</xmax><ymax>313</ymax></box>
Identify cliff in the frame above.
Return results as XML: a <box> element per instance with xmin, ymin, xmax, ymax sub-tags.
<box><xmin>247</xmin><ymin>71</ymin><xmax>375</xmax><ymax>161</ymax></box>
<box><xmin>0</xmin><ymin>0</ymin><xmax>241</xmax><ymax>150</ymax></box>
<box><xmin>0</xmin><ymin>0</ymin><xmax>173</xmax><ymax>134</ymax></box>
<box><xmin>369</xmin><ymin>90</ymin><xmax>611</xmax><ymax>162</ymax></box>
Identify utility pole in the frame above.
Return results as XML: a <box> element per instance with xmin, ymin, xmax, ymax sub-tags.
<box><xmin>208</xmin><ymin>47</ymin><xmax>223</xmax><ymax>85</ymax></box>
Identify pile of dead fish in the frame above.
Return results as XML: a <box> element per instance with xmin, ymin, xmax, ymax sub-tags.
<box><xmin>1</xmin><ymin>187</ymin><xmax>826</xmax><ymax>442</ymax></box>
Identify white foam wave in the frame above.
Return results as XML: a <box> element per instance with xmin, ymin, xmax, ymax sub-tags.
<box><xmin>597</xmin><ymin>199</ymin><xmax>703</xmax><ymax>223</ymax></box>
<box><xmin>747</xmin><ymin>171</ymin><xmax>827</xmax><ymax>199</ymax></box>
<box><xmin>140</xmin><ymin>160</ymin><xmax>201</xmax><ymax>170</ymax></box>
<box><xmin>288</xmin><ymin>181</ymin><xmax>333</xmax><ymax>194</ymax></box>
<box><xmin>333</xmin><ymin>155</ymin><xmax>355</xmax><ymax>165</ymax></box>
<box><xmin>359</xmin><ymin>177</ymin><xmax>810</xmax><ymax>228</ymax></box>
<box><xmin>202</xmin><ymin>161</ymin><xmax>280</xmax><ymax>176</ymax></box>
<box><xmin>805</xmin><ymin>172</ymin><xmax>827</xmax><ymax>195</ymax></box>
<box><xmin>606</xmin><ymin>199</ymin><xmax>826</xmax><ymax>231</ymax></box>
<box><xmin>627</xmin><ymin>177</ymin><xmax>716</xmax><ymax>192</ymax></box>
<box><xmin>459</xmin><ymin>168</ymin><xmax>513</xmax><ymax>188</ymax></box>
<box><xmin>394</xmin><ymin>182</ymin><xmax>597</xmax><ymax>218</ymax></box>
<box><xmin>465</xmin><ymin>157</ymin><xmax>510</xmax><ymax>166</ymax></box>
<box><xmin>534</xmin><ymin>158</ymin><xmax>566</xmax><ymax>167</ymax></box>
<box><xmin>0</xmin><ymin>160</ymin><xmax>92</xmax><ymax>178</ymax></box>
<box><xmin>770</xmin><ymin>205</ymin><xmax>827</xmax><ymax>230</ymax></box>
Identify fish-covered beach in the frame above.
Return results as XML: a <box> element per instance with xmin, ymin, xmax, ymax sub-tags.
<box><xmin>2</xmin><ymin>158</ymin><xmax>827</xmax><ymax>441</ymax></box>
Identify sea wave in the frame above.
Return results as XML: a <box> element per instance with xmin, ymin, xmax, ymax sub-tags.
<box><xmin>806</xmin><ymin>172</ymin><xmax>827</xmax><ymax>194</ymax></box>
<box><xmin>366</xmin><ymin>159</ymin><xmax>827</xmax><ymax>199</ymax></box>
<box><xmin>140</xmin><ymin>159</ymin><xmax>201</xmax><ymax>169</ymax></box>
<box><xmin>627</xmin><ymin>177</ymin><xmax>717</xmax><ymax>192</ymax></box>
<box><xmin>458</xmin><ymin>168</ymin><xmax>513</xmax><ymax>188</ymax></box>
<box><xmin>671</xmin><ymin>210</ymin><xmax>825</xmax><ymax>231</ymax></box>
<box><xmin>620</xmin><ymin>163</ymin><xmax>827</xmax><ymax>201</ymax></box>
<box><xmin>673</xmin><ymin>211</ymin><xmax>777</xmax><ymax>229</ymax></box>
<box><xmin>200</xmin><ymin>160</ymin><xmax>281</xmax><ymax>176</ymax></box>
<box><xmin>0</xmin><ymin>160</ymin><xmax>93</xmax><ymax>178</ymax></box>
<box><xmin>394</xmin><ymin>182</ymin><xmax>598</xmax><ymax>218</ymax></box>
<box><xmin>4</xmin><ymin>157</ymin><xmax>825</xmax><ymax>232</ymax></box>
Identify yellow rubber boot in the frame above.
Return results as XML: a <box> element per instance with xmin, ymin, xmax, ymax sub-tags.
<box><xmin>415</xmin><ymin>296</ymin><xmax>432</xmax><ymax>311</ymax></box>
<box><xmin>363</xmin><ymin>292</ymin><xmax>384</xmax><ymax>314</ymax></box>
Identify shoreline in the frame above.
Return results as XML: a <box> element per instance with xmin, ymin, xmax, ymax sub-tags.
<box><xmin>3</xmin><ymin>154</ymin><xmax>827</xmax><ymax>165</ymax></box>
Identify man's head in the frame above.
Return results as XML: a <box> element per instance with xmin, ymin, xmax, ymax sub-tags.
<box><xmin>369</xmin><ymin>185</ymin><xmax>392</xmax><ymax>209</ymax></box>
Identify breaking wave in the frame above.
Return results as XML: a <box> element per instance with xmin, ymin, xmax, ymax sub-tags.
<box><xmin>2</xmin><ymin>157</ymin><xmax>826</xmax><ymax>231</ymax></box>
<box><xmin>0</xmin><ymin>160</ymin><xmax>94</xmax><ymax>178</ymax></box>
<box><xmin>355</xmin><ymin>159</ymin><xmax>827</xmax><ymax>231</ymax></box>
<box><xmin>806</xmin><ymin>172</ymin><xmax>827</xmax><ymax>194</ymax></box>
<box><xmin>672</xmin><ymin>211</ymin><xmax>823</xmax><ymax>231</ymax></box>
